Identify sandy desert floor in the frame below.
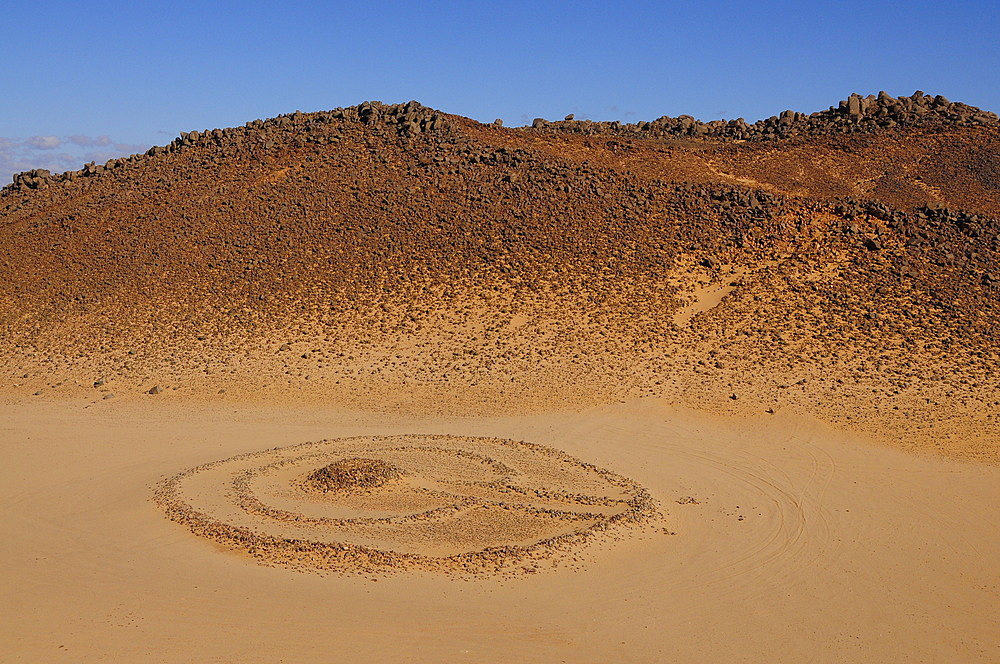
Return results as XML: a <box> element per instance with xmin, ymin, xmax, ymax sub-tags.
<box><xmin>2</xmin><ymin>395</ymin><xmax>997</xmax><ymax>663</ymax></box>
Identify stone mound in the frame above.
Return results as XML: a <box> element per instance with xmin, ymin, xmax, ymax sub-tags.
<box><xmin>306</xmin><ymin>457</ymin><xmax>403</xmax><ymax>491</ymax></box>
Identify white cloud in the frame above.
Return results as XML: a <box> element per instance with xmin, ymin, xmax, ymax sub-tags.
<box><xmin>67</xmin><ymin>134</ymin><xmax>114</xmax><ymax>148</ymax></box>
<box><xmin>25</xmin><ymin>135</ymin><xmax>61</xmax><ymax>150</ymax></box>
<box><xmin>68</xmin><ymin>134</ymin><xmax>94</xmax><ymax>147</ymax></box>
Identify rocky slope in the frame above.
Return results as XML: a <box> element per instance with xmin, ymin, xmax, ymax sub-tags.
<box><xmin>1</xmin><ymin>94</ymin><xmax>998</xmax><ymax>461</ymax></box>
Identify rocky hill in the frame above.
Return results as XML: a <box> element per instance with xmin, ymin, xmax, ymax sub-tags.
<box><xmin>1</xmin><ymin>95</ymin><xmax>998</xmax><ymax>461</ymax></box>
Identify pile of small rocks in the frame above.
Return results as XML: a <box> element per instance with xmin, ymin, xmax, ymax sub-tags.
<box><xmin>306</xmin><ymin>457</ymin><xmax>403</xmax><ymax>491</ymax></box>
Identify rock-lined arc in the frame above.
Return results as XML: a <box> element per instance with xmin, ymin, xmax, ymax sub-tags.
<box><xmin>153</xmin><ymin>434</ymin><xmax>657</xmax><ymax>575</ymax></box>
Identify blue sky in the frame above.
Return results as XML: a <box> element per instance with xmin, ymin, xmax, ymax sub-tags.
<box><xmin>2</xmin><ymin>0</ymin><xmax>998</xmax><ymax>182</ymax></box>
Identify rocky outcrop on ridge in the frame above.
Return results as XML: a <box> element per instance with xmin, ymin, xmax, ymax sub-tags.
<box><xmin>3</xmin><ymin>100</ymin><xmax>450</xmax><ymax>193</ymax></box>
<box><xmin>534</xmin><ymin>91</ymin><xmax>998</xmax><ymax>140</ymax></box>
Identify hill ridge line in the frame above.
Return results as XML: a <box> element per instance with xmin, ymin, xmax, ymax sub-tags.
<box><xmin>5</xmin><ymin>92</ymin><xmax>998</xmax><ymax>193</ymax></box>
